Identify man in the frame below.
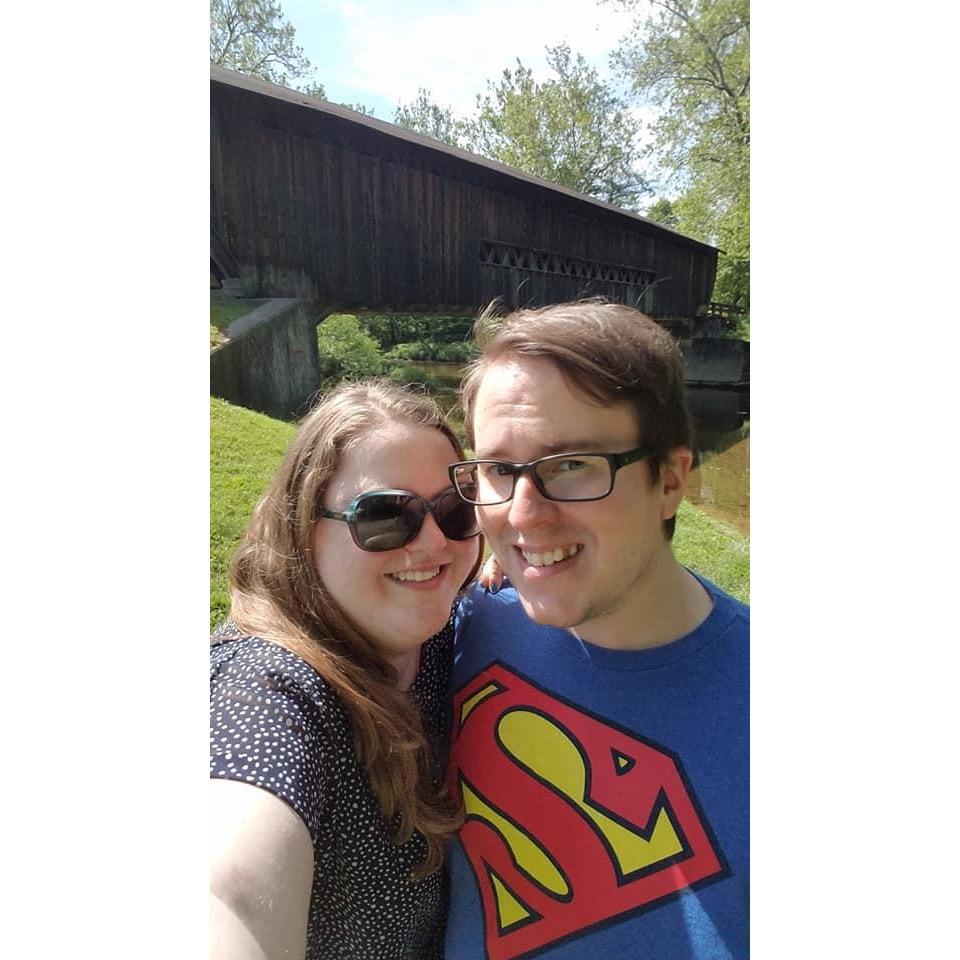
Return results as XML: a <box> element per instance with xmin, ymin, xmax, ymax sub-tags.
<box><xmin>445</xmin><ymin>301</ymin><xmax>748</xmax><ymax>959</ymax></box>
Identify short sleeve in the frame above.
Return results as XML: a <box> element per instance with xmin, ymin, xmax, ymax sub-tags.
<box><xmin>210</xmin><ymin>630</ymin><xmax>339</xmax><ymax>843</ymax></box>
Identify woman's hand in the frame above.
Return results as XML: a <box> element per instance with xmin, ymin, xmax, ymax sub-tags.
<box><xmin>479</xmin><ymin>554</ymin><xmax>505</xmax><ymax>594</ymax></box>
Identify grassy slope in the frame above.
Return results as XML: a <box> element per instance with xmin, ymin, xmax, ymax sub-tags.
<box><xmin>210</xmin><ymin>398</ymin><xmax>296</xmax><ymax>630</ymax></box>
<box><xmin>210</xmin><ymin>399</ymin><xmax>749</xmax><ymax>628</ymax></box>
<box><xmin>674</xmin><ymin>500</ymin><xmax>750</xmax><ymax>603</ymax></box>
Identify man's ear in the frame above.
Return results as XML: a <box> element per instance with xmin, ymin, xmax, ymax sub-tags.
<box><xmin>658</xmin><ymin>446</ymin><xmax>694</xmax><ymax>521</ymax></box>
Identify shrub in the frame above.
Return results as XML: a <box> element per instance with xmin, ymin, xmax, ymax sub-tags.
<box><xmin>384</xmin><ymin>340</ymin><xmax>479</xmax><ymax>363</ymax></box>
<box><xmin>317</xmin><ymin>313</ymin><xmax>384</xmax><ymax>382</ymax></box>
<box><xmin>360</xmin><ymin>314</ymin><xmax>431</xmax><ymax>349</ymax></box>
<box><xmin>360</xmin><ymin>313</ymin><xmax>475</xmax><ymax>349</ymax></box>
<box><xmin>386</xmin><ymin>363</ymin><xmax>436</xmax><ymax>387</ymax></box>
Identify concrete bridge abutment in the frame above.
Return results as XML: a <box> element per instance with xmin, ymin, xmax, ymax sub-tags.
<box><xmin>210</xmin><ymin>299</ymin><xmax>331</xmax><ymax>420</ymax></box>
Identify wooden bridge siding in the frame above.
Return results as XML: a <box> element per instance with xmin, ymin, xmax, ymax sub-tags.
<box><xmin>211</xmin><ymin>80</ymin><xmax>716</xmax><ymax>314</ymax></box>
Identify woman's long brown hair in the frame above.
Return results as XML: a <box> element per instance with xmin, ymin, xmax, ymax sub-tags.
<box><xmin>227</xmin><ymin>380</ymin><xmax>480</xmax><ymax>876</ymax></box>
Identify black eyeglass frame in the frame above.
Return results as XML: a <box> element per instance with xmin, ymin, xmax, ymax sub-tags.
<box><xmin>448</xmin><ymin>446</ymin><xmax>655</xmax><ymax>506</ymax></box>
<box><xmin>319</xmin><ymin>487</ymin><xmax>480</xmax><ymax>552</ymax></box>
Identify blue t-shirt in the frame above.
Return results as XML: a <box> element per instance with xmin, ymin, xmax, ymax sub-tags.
<box><xmin>445</xmin><ymin>574</ymin><xmax>749</xmax><ymax>960</ymax></box>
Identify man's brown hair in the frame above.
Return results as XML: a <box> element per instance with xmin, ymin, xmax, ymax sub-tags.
<box><xmin>460</xmin><ymin>300</ymin><xmax>693</xmax><ymax>539</ymax></box>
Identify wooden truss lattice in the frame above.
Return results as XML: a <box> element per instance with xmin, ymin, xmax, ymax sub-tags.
<box><xmin>478</xmin><ymin>239</ymin><xmax>656</xmax><ymax>288</ymax></box>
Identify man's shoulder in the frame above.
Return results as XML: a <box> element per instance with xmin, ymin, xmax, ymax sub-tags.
<box><xmin>454</xmin><ymin>582</ymin><xmax>554</xmax><ymax>659</ymax></box>
<box><xmin>457</xmin><ymin>581</ymin><xmax>532</xmax><ymax>627</ymax></box>
<box><xmin>692</xmin><ymin>573</ymin><xmax>749</xmax><ymax>622</ymax></box>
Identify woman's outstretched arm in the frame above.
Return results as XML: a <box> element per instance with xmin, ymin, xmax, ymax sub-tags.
<box><xmin>210</xmin><ymin>779</ymin><xmax>314</xmax><ymax>960</ymax></box>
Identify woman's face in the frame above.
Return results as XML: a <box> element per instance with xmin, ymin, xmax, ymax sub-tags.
<box><xmin>312</xmin><ymin>422</ymin><xmax>478</xmax><ymax>678</ymax></box>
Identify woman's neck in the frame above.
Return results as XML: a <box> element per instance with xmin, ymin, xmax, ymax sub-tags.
<box><xmin>388</xmin><ymin>649</ymin><xmax>422</xmax><ymax>691</ymax></box>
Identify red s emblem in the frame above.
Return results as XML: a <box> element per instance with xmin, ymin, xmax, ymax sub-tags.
<box><xmin>449</xmin><ymin>663</ymin><xmax>727</xmax><ymax>960</ymax></box>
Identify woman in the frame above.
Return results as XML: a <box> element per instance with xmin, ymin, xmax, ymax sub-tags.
<box><xmin>210</xmin><ymin>380</ymin><xmax>482</xmax><ymax>960</ymax></box>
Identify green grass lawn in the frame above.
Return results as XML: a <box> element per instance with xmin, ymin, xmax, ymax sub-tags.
<box><xmin>210</xmin><ymin>398</ymin><xmax>296</xmax><ymax>630</ymax></box>
<box><xmin>210</xmin><ymin>398</ymin><xmax>749</xmax><ymax>628</ymax></box>
<box><xmin>673</xmin><ymin>500</ymin><xmax>749</xmax><ymax>603</ymax></box>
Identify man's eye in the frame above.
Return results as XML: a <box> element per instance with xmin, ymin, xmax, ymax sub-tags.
<box><xmin>556</xmin><ymin>458</ymin><xmax>587</xmax><ymax>472</ymax></box>
<box><xmin>492</xmin><ymin>463</ymin><xmax>515</xmax><ymax>477</ymax></box>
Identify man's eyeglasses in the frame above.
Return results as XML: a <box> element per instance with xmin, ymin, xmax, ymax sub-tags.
<box><xmin>448</xmin><ymin>447</ymin><xmax>654</xmax><ymax>506</ymax></box>
<box><xmin>319</xmin><ymin>487</ymin><xmax>480</xmax><ymax>552</ymax></box>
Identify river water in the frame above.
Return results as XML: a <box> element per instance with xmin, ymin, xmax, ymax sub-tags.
<box><xmin>407</xmin><ymin>362</ymin><xmax>750</xmax><ymax>536</ymax></box>
<box><xmin>684</xmin><ymin>387</ymin><xmax>750</xmax><ymax>536</ymax></box>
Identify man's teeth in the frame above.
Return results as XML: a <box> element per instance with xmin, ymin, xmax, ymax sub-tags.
<box><xmin>392</xmin><ymin>567</ymin><xmax>441</xmax><ymax>583</ymax></box>
<box><xmin>521</xmin><ymin>545</ymin><xmax>582</xmax><ymax>567</ymax></box>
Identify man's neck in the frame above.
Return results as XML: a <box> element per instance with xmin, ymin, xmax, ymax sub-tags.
<box><xmin>572</xmin><ymin>552</ymin><xmax>714</xmax><ymax>652</ymax></box>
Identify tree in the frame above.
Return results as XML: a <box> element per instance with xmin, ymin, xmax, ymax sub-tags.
<box><xmin>296</xmin><ymin>85</ymin><xmax>377</xmax><ymax>114</ymax></box>
<box><xmin>611</xmin><ymin>0</ymin><xmax>749</xmax><ymax>307</ymax></box>
<box><xmin>210</xmin><ymin>0</ymin><xmax>314</xmax><ymax>88</ymax></box>
<box><xmin>300</xmin><ymin>81</ymin><xmax>328</xmax><ymax>101</ymax></box>
<box><xmin>470</xmin><ymin>43</ymin><xmax>650</xmax><ymax>209</ymax></box>
<box><xmin>645</xmin><ymin>196</ymin><xmax>680</xmax><ymax>229</ymax></box>
<box><xmin>316</xmin><ymin>314</ymin><xmax>383</xmax><ymax>383</ymax></box>
<box><xmin>394</xmin><ymin>89</ymin><xmax>470</xmax><ymax>148</ymax></box>
<box><xmin>340</xmin><ymin>101</ymin><xmax>375</xmax><ymax>117</ymax></box>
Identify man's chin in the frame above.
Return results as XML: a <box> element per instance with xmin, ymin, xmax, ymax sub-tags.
<box><xmin>516</xmin><ymin>591</ymin><xmax>578</xmax><ymax>630</ymax></box>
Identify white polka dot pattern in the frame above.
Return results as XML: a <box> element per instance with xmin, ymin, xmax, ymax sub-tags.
<box><xmin>210</xmin><ymin>619</ymin><xmax>454</xmax><ymax>959</ymax></box>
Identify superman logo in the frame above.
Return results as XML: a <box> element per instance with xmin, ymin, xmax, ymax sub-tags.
<box><xmin>449</xmin><ymin>663</ymin><xmax>728</xmax><ymax>960</ymax></box>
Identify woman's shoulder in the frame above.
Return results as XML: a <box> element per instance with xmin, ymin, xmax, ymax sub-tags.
<box><xmin>210</xmin><ymin>622</ymin><xmax>342</xmax><ymax>721</ymax></box>
<box><xmin>210</xmin><ymin>623</ymin><xmax>348</xmax><ymax>842</ymax></box>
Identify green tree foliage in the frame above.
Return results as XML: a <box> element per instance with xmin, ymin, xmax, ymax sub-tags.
<box><xmin>340</xmin><ymin>101</ymin><xmax>375</xmax><ymax>116</ymax></box>
<box><xmin>296</xmin><ymin>84</ymin><xmax>375</xmax><ymax>114</ymax></box>
<box><xmin>316</xmin><ymin>314</ymin><xmax>383</xmax><ymax>383</ymax></box>
<box><xmin>300</xmin><ymin>81</ymin><xmax>329</xmax><ymax>100</ymax></box>
<box><xmin>395</xmin><ymin>89</ymin><xmax>470</xmax><ymax>148</ymax></box>
<box><xmin>645</xmin><ymin>196</ymin><xmax>680</xmax><ymax>229</ymax></box>
<box><xmin>470</xmin><ymin>43</ymin><xmax>650</xmax><ymax>209</ymax></box>
<box><xmin>612</xmin><ymin>0</ymin><xmax>749</xmax><ymax>307</ymax></box>
<box><xmin>210</xmin><ymin>0</ymin><xmax>316</xmax><ymax>89</ymax></box>
<box><xmin>385</xmin><ymin>341</ymin><xmax>478</xmax><ymax>363</ymax></box>
<box><xmin>361</xmin><ymin>313</ymin><xmax>433</xmax><ymax>349</ymax></box>
<box><xmin>361</xmin><ymin>314</ymin><xmax>474</xmax><ymax>350</ymax></box>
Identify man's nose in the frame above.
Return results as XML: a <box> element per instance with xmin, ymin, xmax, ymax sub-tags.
<box><xmin>507</xmin><ymin>473</ymin><xmax>556</xmax><ymax>528</ymax></box>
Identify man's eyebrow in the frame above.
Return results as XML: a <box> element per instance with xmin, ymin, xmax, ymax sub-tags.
<box><xmin>477</xmin><ymin>440</ymin><xmax>612</xmax><ymax>459</ymax></box>
<box><xmin>540</xmin><ymin>440</ymin><xmax>610</xmax><ymax>454</ymax></box>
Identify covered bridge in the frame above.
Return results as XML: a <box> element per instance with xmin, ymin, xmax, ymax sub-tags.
<box><xmin>210</xmin><ymin>65</ymin><xmax>718</xmax><ymax>320</ymax></box>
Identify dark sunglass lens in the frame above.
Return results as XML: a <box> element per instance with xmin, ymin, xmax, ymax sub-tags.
<box><xmin>435</xmin><ymin>491</ymin><xmax>479</xmax><ymax>539</ymax></box>
<box><xmin>354</xmin><ymin>494</ymin><xmax>421</xmax><ymax>551</ymax></box>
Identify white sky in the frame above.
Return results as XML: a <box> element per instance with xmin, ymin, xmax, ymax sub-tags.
<box><xmin>281</xmin><ymin>0</ymin><xmax>645</xmax><ymax>119</ymax></box>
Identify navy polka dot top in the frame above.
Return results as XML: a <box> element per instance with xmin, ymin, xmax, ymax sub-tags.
<box><xmin>210</xmin><ymin>618</ymin><xmax>453</xmax><ymax>959</ymax></box>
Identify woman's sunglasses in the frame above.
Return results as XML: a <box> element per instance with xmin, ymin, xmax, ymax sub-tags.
<box><xmin>319</xmin><ymin>487</ymin><xmax>480</xmax><ymax>552</ymax></box>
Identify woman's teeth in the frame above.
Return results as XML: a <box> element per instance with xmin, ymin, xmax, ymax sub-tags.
<box><xmin>521</xmin><ymin>544</ymin><xmax>582</xmax><ymax>567</ymax></box>
<box><xmin>391</xmin><ymin>567</ymin><xmax>441</xmax><ymax>583</ymax></box>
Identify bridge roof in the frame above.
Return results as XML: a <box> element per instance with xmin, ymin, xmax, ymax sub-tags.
<box><xmin>211</xmin><ymin>65</ymin><xmax>717</xmax><ymax>256</ymax></box>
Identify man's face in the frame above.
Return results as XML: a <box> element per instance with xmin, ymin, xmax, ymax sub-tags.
<box><xmin>471</xmin><ymin>355</ymin><xmax>686</xmax><ymax>643</ymax></box>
